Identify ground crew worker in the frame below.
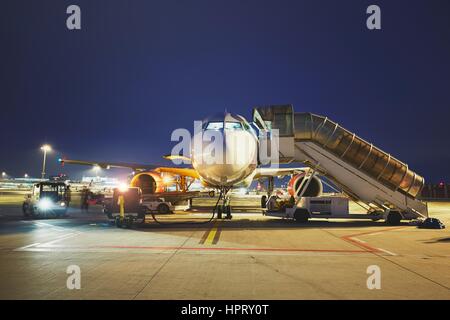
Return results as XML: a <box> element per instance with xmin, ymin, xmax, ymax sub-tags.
<box><xmin>118</xmin><ymin>194</ymin><xmax>125</xmax><ymax>222</ymax></box>
<box><xmin>81</xmin><ymin>187</ymin><xmax>90</xmax><ymax>212</ymax></box>
<box><xmin>65</xmin><ymin>185</ymin><xmax>72</xmax><ymax>207</ymax></box>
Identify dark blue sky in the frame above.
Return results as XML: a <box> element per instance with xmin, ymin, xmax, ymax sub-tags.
<box><xmin>1</xmin><ymin>0</ymin><xmax>449</xmax><ymax>182</ymax></box>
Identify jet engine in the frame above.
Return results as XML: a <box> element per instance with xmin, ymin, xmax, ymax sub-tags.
<box><xmin>287</xmin><ymin>173</ymin><xmax>323</xmax><ymax>197</ymax></box>
<box><xmin>129</xmin><ymin>172</ymin><xmax>164</xmax><ymax>195</ymax></box>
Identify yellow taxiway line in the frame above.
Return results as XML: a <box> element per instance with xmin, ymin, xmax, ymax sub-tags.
<box><xmin>199</xmin><ymin>220</ymin><xmax>221</xmax><ymax>245</ymax></box>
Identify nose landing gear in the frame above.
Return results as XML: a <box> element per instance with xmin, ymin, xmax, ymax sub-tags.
<box><xmin>216</xmin><ymin>188</ymin><xmax>232</xmax><ymax>220</ymax></box>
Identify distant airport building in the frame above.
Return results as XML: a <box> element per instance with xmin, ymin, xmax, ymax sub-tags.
<box><xmin>49</xmin><ymin>174</ymin><xmax>70</xmax><ymax>181</ymax></box>
<box><xmin>82</xmin><ymin>176</ymin><xmax>119</xmax><ymax>186</ymax></box>
<box><xmin>0</xmin><ymin>177</ymin><xmax>42</xmax><ymax>190</ymax></box>
<box><xmin>420</xmin><ymin>182</ymin><xmax>449</xmax><ymax>199</ymax></box>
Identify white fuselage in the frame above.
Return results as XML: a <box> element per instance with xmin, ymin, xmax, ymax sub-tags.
<box><xmin>191</xmin><ymin>123</ymin><xmax>258</xmax><ymax>188</ymax></box>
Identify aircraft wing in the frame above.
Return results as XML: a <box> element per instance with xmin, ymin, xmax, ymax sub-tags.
<box><xmin>59</xmin><ymin>159</ymin><xmax>200</xmax><ymax>179</ymax></box>
<box><xmin>155</xmin><ymin>167</ymin><xmax>200</xmax><ymax>179</ymax></box>
<box><xmin>253</xmin><ymin>167</ymin><xmax>309</xmax><ymax>179</ymax></box>
<box><xmin>59</xmin><ymin>158</ymin><xmax>159</xmax><ymax>171</ymax></box>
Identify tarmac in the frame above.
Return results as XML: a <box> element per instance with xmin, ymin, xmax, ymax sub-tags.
<box><xmin>0</xmin><ymin>193</ymin><xmax>449</xmax><ymax>299</ymax></box>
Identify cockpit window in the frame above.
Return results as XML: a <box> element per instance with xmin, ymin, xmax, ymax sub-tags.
<box><xmin>205</xmin><ymin>122</ymin><xmax>223</xmax><ymax>130</ymax></box>
<box><xmin>205</xmin><ymin>122</ymin><xmax>243</xmax><ymax>130</ymax></box>
<box><xmin>225</xmin><ymin>122</ymin><xmax>242</xmax><ymax>130</ymax></box>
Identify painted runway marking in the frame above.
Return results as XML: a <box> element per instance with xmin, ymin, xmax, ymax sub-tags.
<box><xmin>15</xmin><ymin>228</ymin><xmax>83</xmax><ymax>251</ymax></box>
<box><xmin>95</xmin><ymin>245</ymin><xmax>368</xmax><ymax>253</ymax></box>
<box><xmin>206</xmin><ymin>221</ymin><xmax>221</xmax><ymax>245</ymax></box>
<box><xmin>340</xmin><ymin>226</ymin><xmax>406</xmax><ymax>253</ymax></box>
<box><xmin>33</xmin><ymin>221</ymin><xmax>66</xmax><ymax>231</ymax></box>
<box><xmin>212</xmin><ymin>227</ymin><xmax>222</xmax><ymax>245</ymax></box>
<box><xmin>13</xmin><ymin>219</ymin><xmax>403</xmax><ymax>258</ymax></box>
<box><xmin>377</xmin><ymin>248</ymin><xmax>397</xmax><ymax>256</ymax></box>
<box><xmin>16</xmin><ymin>243</ymin><xmax>372</xmax><ymax>255</ymax></box>
<box><xmin>367</xmin><ymin>232</ymin><xmax>383</xmax><ymax>236</ymax></box>
<box><xmin>41</xmin><ymin>232</ymin><xmax>81</xmax><ymax>246</ymax></box>
<box><xmin>199</xmin><ymin>220</ymin><xmax>221</xmax><ymax>245</ymax></box>
<box><xmin>12</xmin><ymin>239</ymin><xmax>399</xmax><ymax>257</ymax></box>
<box><xmin>15</xmin><ymin>242</ymin><xmax>41</xmax><ymax>250</ymax></box>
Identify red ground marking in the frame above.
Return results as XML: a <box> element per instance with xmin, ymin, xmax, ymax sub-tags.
<box><xmin>92</xmin><ymin>245</ymin><xmax>368</xmax><ymax>253</ymax></box>
<box><xmin>27</xmin><ymin>224</ymin><xmax>405</xmax><ymax>255</ymax></box>
<box><xmin>340</xmin><ymin>226</ymin><xmax>407</xmax><ymax>253</ymax></box>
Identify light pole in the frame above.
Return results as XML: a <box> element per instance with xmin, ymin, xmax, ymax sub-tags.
<box><xmin>1</xmin><ymin>172</ymin><xmax>6</xmax><ymax>178</ymax></box>
<box><xmin>40</xmin><ymin>144</ymin><xmax>52</xmax><ymax>179</ymax></box>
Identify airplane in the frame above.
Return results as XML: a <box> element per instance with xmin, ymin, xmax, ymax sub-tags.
<box><xmin>59</xmin><ymin>112</ymin><xmax>323</xmax><ymax>218</ymax></box>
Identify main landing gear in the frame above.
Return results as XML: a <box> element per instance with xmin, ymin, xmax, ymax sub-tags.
<box><xmin>216</xmin><ymin>188</ymin><xmax>232</xmax><ymax>220</ymax></box>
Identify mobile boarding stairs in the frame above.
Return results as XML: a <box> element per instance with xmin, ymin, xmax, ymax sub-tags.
<box><xmin>253</xmin><ymin>105</ymin><xmax>432</xmax><ymax>225</ymax></box>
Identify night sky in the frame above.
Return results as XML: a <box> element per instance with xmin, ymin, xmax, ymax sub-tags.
<box><xmin>1</xmin><ymin>0</ymin><xmax>449</xmax><ymax>182</ymax></box>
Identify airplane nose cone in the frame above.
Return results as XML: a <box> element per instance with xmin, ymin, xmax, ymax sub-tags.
<box><xmin>192</xmin><ymin>130</ymin><xmax>257</xmax><ymax>186</ymax></box>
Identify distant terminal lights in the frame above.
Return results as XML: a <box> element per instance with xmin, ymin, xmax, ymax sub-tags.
<box><xmin>421</xmin><ymin>182</ymin><xmax>449</xmax><ymax>199</ymax></box>
<box><xmin>81</xmin><ymin>176</ymin><xmax>119</xmax><ymax>186</ymax></box>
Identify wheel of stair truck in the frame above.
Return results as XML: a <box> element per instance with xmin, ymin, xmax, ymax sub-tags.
<box><xmin>294</xmin><ymin>208</ymin><xmax>310</xmax><ymax>223</ymax></box>
<box><xmin>261</xmin><ymin>195</ymin><xmax>267</xmax><ymax>208</ymax></box>
<box><xmin>386</xmin><ymin>211</ymin><xmax>402</xmax><ymax>225</ymax></box>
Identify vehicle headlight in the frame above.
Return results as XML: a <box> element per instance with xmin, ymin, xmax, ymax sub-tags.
<box><xmin>38</xmin><ymin>198</ymin><xmax>53</xmax><ymax>210</ymax></box>
<box><xmin>60</xmin><ymin>202</ymin><xmax>66</xmax><ymax>207</ymax></box>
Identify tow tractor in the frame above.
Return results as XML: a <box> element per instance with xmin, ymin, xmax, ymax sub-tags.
<box><xmin>22</xmin><ymin>181</ymin><xmax>70</xmax><ymax>218</ymax></box>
